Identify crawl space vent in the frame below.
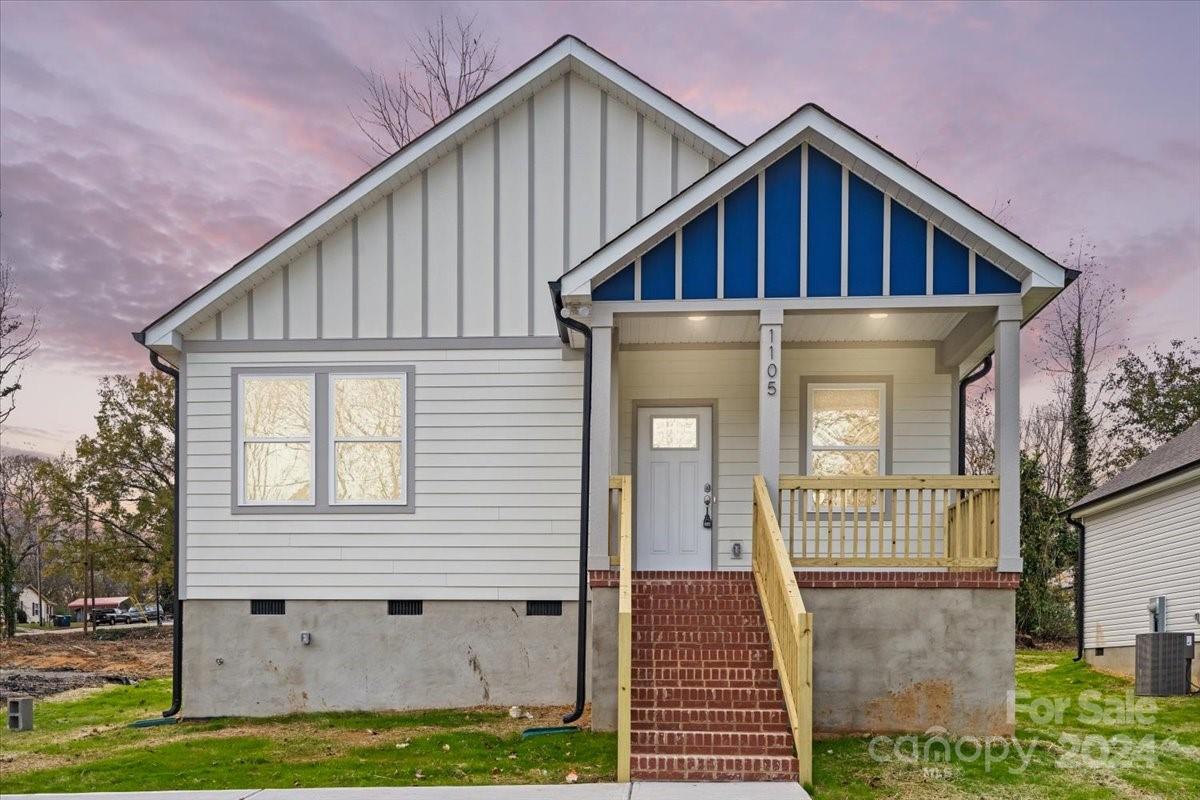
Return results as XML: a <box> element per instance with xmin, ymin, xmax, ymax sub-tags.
<box><xmin>250</xmin><ymin>599</ymin><xmax>286</xmax><ymax>615</ymax></box>
<box><xmin>388</xmin><ymin>600</ymin><xmax>423</xmax><ymax>616</ymax></box>
<box><xmin>526</xmin><ymin>600</ymin><xmax>562</xmax><ymax>617</ymax></box>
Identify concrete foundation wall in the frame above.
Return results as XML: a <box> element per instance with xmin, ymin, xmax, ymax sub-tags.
<box><xmin>1086</xmin><ymin>645</ymin><xmax>1200</xmax><ymax>685</ymax></box>
<box><xmin>590</xmin><ymin>586</ymin><xmax>619</xmax><ymax>731</ymax></box>
<box><xmin>182</xmin><ymin>599</ymin><xmax>580</xmax><ymax>717</ymax></box>
<box><xmin>802</xmin><ymin>588</ymin><xmax>1015</xmax><ymax>736</ymax></box>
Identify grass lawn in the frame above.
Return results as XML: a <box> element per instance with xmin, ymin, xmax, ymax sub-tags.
<box><xmin>2</xmin><ymin>650</ymin><xmax>1197</xmax><ymax>796</ymax></box>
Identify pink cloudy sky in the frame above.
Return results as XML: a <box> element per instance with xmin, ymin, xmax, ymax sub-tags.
<box><xmin>1</xmin><ymin>0</ymin><xmax>1198</xmax><ymax>455</ymax></box>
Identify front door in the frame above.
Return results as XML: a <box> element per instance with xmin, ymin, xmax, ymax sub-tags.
<box><xmin>636</xmin><ymin>406</ymin><xmax>714</xmax><ymax>570</ymax></box>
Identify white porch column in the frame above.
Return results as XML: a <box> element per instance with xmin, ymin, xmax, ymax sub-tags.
<box><xmin>588</xmin><ymin>324</ymin><xmax>618</xmax><ymax>570</ymax></box>
<box><xmin>994</xmin><ymin>307</ymin><xmax>1023</xmax><ymax>572</ymax></box>
<box><xmin>759</xmin><ymin>309</ymin><xmax>783</xmax><ymax>510</ymax></box>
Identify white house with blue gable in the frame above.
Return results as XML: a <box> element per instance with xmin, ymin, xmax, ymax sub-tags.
<box><xmin>137</xmin><ymin>36</ymin><xmax>1071</xmax><ymax>784</ymax></box>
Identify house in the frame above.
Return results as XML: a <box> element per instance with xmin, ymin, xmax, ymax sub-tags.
<box><xmin>1067</xmin><ymin>420</ymin><xmax>1200</xmax><ymax>685</ymax></box>
<box><xmin>135</xmin><ymin>36</ymin><xmax>1071</xmax><ymax>782</ymax></box>
<box><xmin>17</xmin><ymin>586</ymin><xmax>51</xmax><ymax>623</ymax></box>
<box><xmin>67</xmin><ymin>596</ymin><xmax>130</xmax><ymax>622</ymax></box>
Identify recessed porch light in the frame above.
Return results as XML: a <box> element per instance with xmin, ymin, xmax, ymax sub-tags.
<box><xmin>869</xmin><ymin>313</ymin><xmax>889</xmax><ymax>319</ymax></box>
<box><xmin>687</xmin><ymin>315</ymin><xmax>708</xmax><ymax>321</ymax></box>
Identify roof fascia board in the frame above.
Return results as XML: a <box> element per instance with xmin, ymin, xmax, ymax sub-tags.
<box><xmin>1070</xmin><ymin>463</ymin><xmax>1200</xmax><ymax>519</ymax></box>
<box><xmin>142</xmin><ymin>36</ymin><xmax>741</xmax><ymax>346</ymax></box>
<box><xmin>563</xmin><ymin>105</ymin><xmax>1066</xmax><ymax>300</ymax></box>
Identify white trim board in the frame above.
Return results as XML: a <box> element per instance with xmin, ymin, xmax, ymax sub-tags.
<box><xmin>140</xmin><ymin>36</ymin><xmax>741</xmax><ymax>350</ymax></box>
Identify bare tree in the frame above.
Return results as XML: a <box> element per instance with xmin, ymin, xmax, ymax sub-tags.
<box><xmin>352</xmin><ymin>13</ymin><xmax>499</xmax><ymax>158</ymax></box>
<box><xmin>0</xmin><ymin>260</ymin><xmax>40</xmax><ymax>427</ymax></box>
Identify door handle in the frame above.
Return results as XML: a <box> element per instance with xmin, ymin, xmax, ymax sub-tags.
<box><xmin>703</xmin><ymin>493</ymin><xmax>713</xmax><ymax>529</ymax></box>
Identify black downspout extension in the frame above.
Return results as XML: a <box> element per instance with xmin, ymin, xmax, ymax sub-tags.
<box><xmin>1070</xmin><ymin>520</ymin><xmax>1089</xmax><ymax>662</ymax></box>
<box><xmin>551</xmin><ymin>285</ymin><xmax>593</xmax><ymax>726</ymax></box>
<box><xmin>957</xmin><ymin>355</ymin><xmax>993</xmax><ymax>475</ymax></box>
<box><xmin>149</xmin><ymin>351</ymin><xmax>183</xmax><ymax>718</ymax></box>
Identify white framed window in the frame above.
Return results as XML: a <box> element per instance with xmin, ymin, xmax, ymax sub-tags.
<box><xmin>237</xmin><ymin>374</ymin><xmax>316</xmax><ymax>505</ymax></box>
<box><xmin>328</xmin><ymin>373</ymin><xmax>408</xmax><ymax>505</ymax></box>
<box><xmin>650</xmin><ymin>415</ymin><xmax>699</xmax><ymax>450</ymax></box>
<box><xmin>806</xmin><ymin>383</ymin><xmax>886</xmax><ymax>511</ymax></box>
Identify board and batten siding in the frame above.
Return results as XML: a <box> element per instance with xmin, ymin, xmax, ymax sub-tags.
<box><xmin>182</xmin><ymin>75</ymin><xmax>712</xmax><ymax>343</ymax></box>
<box><xmin>617</xmin><ymin>346</ymin><xmax>952</xmax><ymax>569</ymax></box>
<box><xmin>183</xmin><ymin>348</ymin><xmax>582</xmax><ymax>601</ymax></box>
<box><xmin>1081</xmin><ymin>478</ymin><xmax>1200</xmax><ymax>649</ymax></box>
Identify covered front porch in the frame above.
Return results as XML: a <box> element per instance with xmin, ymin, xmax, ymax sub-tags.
<box><xmin>585</xmin><ymin>303</ymin><xmax>1022</xmax><ymax>575</ymax></box>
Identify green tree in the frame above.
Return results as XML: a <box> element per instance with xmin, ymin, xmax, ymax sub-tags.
<box><xmin>1104</xmin><ymin>339</ymin><xmax>1200</xmax><ymax>468</ymax></box>
<box><xmin>0</xmin><ymin>454</ymin><xmax>48</xmax><ymax>637</ymax></box>
<box><xmin>1017</xmin><ymin>454</ymin><xmax>1075</xmax><ymax>641</ymax></box>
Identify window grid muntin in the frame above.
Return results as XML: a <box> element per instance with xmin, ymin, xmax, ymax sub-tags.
<box><xmin>238</xmin><ymin>373</ymin><xmax>316</xmax><ymax>506</ymax></box>
<box><xmin>328</xmin><ymin>373</ymin><xmax>408</xmax><ymax>506</ymax></box>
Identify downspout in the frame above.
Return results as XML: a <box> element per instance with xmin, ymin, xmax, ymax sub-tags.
<box><xmin>1066</xmin><ymin>514</ymin><xmax>1085</xmax><ymax>661</ymax></box>
<box><xmin>957</xmin><ymin>355</ymin><xmax>993</xmax><ymax>475</ymax></box>
<box><xmin>148</xmin><ymin>349</ymin><xmax>184</xmax><ymax>717</ymax></box>
<box><xmin>550</xmin><ymin>281</ymin><xmax>592</xmax><ymax>725</ymax></box>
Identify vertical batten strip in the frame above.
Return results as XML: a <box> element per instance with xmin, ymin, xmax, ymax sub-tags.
<box><xmin>215</xmin><ymin>310</ymin><xmax>223</xmax><ymax>341</ymax></box>
<box><xmin>671</xmin><ymin>136</ymin><xmax>679</xmax><ymax>195</ymax></box>
<box><xmin>599</xmin><ymin>92</ymin><xmax>608</xmax><ymax>243</ymax></box>
<box><xmin>282</xmin><ymin>264</ymin><xmax>291</xmax><ymax>340</ymax></box>
<box><xmin>386</xmin><ymin>195</ymin><xmax>395</xmax><ymax>338</ymax></box>
<box><xmin>882</xmin><ymin>196</ymin><xmax>891</xmax><ymax>296</ymax></box>
<box><xmin>674</xmin><ymin>230</ymin><xmax>683</xmax><ymax>299</ymax></box>
<box><xmin>316</xmin><ymin>240</ymin><xmax>324</xmax><ymax>339</ymax></box>
<box><xmin>351</xmin><ymin>216</ymin><xmax>360</xmax><ymax>338</ymax></box>
<box><xmin>456</xmin><ymin>145</ymin><xmax>464</xmax><ymax>337</ymax></box>
<box><xmin>968</xmin><ymin>250</ymin><xmax>976</xmax><ymax>295</ymax></box>
<box><xmin>799</xmin><ymin>143</ymin><xmax>809</xmax><ymax>297</ymax></box>
<box><xmin>840</xmin><ymin>165</ymin><xmax>849</xmax><ymax>297</ymax></box>
<box><xmin>757</xmin><ymin>171</ymin><xmax>766</xmax><ymax>298</ymax></box>
<box><xmin>716</xmin><ymin>198</ymin><xmax>725</xmax><ymax>299</ymax></box>
<box><xmin>634</xmin><ymin>257</ymin><xmax>642</xmax><ymax>301</ymax></box>
<box><xmin>247</xmin><ymin>287</ymin><xmax>255</xmax><ymax>340</ymax></box>
<box><xmin>492</xmin><ymin>122</ymin><xmax>500</xmax><ymax>337</ymax></box>
<box><xmin>563</xmin><ymin>73</ymin><xmax>571</xmax><ymax>273</ymax></box>
<box><xmin>635</xmin><ymin>113</ymin><xmax>644</xmax><ymax>218</ymax></box>
<box><xmin>420</xmin><ymin>172</ymin><xmax>429</xmax><ymax>337</ymax></box>
<box><xmin>925</xmin><ymin>219</ymin><xmax>934</xmax><ymax>295</ymax></box>
<box><xmin>526</xmin><ymin>99</ymin><xmax>536</xmax><ymax>335</ymax></box>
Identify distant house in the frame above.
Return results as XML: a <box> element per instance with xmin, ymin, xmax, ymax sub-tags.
<box><xmin>66</xmin><ymin>596</ymin><xmax>131</xmax><ymax>621</ymax></box>
<box><xmin>1068</xmin><ymin>420</ymin><xmax>1200</xmax><ymax>682</ymax></box>
<box><xmin>17</xmin><ymin>586</ymin><xmax>52</xmax><ymax>623</ymax></box>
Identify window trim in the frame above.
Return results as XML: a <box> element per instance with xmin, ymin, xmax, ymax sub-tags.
<box><xmin>231</xmin><ymin>365</ymin><xmax>415</xmax><ymax>515</ymax></box>
<box><xmin>235</xmin><ymin>373</ymin><xmax>317</xmax><ymax>507</ymax></box>
<box><xmin>328</xmin><ymin>372</ymin><xmax>409</xmax><ymax>506</ymax></box>
<box><xmin>805</xmin><ymin>381</ymin><xmax>888</xmax><ymax>478</ymax></box>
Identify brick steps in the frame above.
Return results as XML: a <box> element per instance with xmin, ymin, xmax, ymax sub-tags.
<box><xmin>628</xmin><ymin>572</ymin><xmax>797</xmax><ymax>782</ymax></box>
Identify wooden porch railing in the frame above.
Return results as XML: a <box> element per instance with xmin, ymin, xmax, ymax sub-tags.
<box><xmin>751</xmin><ymin>475</ymin><xmax>813</xmax><ymax>787</ymax></box>
<box><xmin>609</xmin><ymin>475</ymin><xmax>633</xmax><ymax>783</ymax></box>
<box><xmin>778</xmin><ymin>475</ymin><xmax>1000</xmax><ymax>568</ymax></box>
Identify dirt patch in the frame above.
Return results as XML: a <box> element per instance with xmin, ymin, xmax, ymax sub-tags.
<box><xmin>0</xmin><ymin>626</ymin><xmax>171</xmax><ymax>679</ymax></box>
<box><xmin>0</xmin><ymin>669</ymin><xmax>135</xmax><ymax>701</ymax></box>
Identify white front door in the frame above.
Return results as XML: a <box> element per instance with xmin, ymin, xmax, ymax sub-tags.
<box><xmin>636</xmin><ymin>406</ymin><xmax>714</xmax><ymax>570</ymax></box>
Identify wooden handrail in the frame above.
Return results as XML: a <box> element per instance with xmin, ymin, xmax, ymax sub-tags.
<box><xmin>751</xmin><ymin>475</ymin><xmax>813</xmax><ymax>787</ymax></box>
<box><xmin>610</xmin><ymin>474</ymin><xmax>633</xmax><ymax>783</ymax></box>
<box><xmin>778</xmin><ymin>474</ymin><xmax>1000</xmax><ymax>568</ymax></box>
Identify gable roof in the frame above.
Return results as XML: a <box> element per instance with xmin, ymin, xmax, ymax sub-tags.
<box><xmin>1068</xmin><ymin>421</ymin><xmax>1200</xmax><ymax>515</ymax></box>
<box><xmin>136</xmin><ymin>35</ymin><xmax>742</xmax><ymax>352</ymax></box>
<box><xmin>560</xmin><ymin>103</ymin><xmax>1072</xmax><ymax>313</ymax></box>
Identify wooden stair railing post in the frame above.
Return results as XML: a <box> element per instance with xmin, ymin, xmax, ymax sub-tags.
<box><xmin>610</xmin><ymin>475</ymin><xmax>633</xmax><ymax>783</ymax></box>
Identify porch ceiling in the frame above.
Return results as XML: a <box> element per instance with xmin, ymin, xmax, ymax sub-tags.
<box><xmin>616</xmin><ymin>310</ymin><xmax>966</xmax><ymax>345</ymax></box>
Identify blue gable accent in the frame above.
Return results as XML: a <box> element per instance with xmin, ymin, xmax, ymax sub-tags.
<box><xmin>889</xmin><ymin>202</ymin><xmax>926</xmax><ymax>295</ymax></box>
<box><xmin>593</xmin><ymin>263</ymin><xmax>634</xmax><ymax>300</ymax></box>
<box><xmin>724</xmin><ymin>178</ymin><xmax>758</xmax><ymax>299</ymax></box>
<box><xmin>682</xmin><ymin>206</ymin><xmax>718</xmax><ymax>299</ymax></box>
<box><xmin>640</xmin><ymin>236</ymin><xmax>676</xmax><ymax>300</ymax></box>
<box><xmin>976</xmin><ymin>256</ymin><xmax>1021</xmax><ymax>293</ymax></box>
<box><xmin>806</xmin><ymin>148</ymin><xmax>841</xmax><ymax>297</ymax></box>
<box><xmin>848</xmin><ymin>174</ymin><xmax>884</xmax><ymax>296</ymax></box>
<box><xmin>933</xmin><ymin>229</ymin><xmax>969</xmax><ymax>294</ymax></box>
<box><xmin>764</xmin><ymin>149</ymin><xmax>801</xmax><ymax>297</ymax></box>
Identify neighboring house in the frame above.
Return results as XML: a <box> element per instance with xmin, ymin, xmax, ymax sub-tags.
<box><xmin>67</xmin><ymin>596</ymin><xmax>131</xmax><ymax>621</ymax></box>
<box><xmin>1068</xmin><ymin>421</ymin><xmax>1200</xmax><ymax>685</ymax></box>
<box><xmin>17</xmin><ymin>586</ymin><xmax>52</xmax><ymax>623</ymax></box>
<box><xmin>135</xmin><ymin>36</ymin><xmax>1071</xmax><ymax>781</ymax></box>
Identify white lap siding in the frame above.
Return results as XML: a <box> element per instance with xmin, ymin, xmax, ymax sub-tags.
<box><xmin>1081</xmin><ymin>478</ymin><xmax>1200</xmax><ymax>650</ymax></box>
<box><xmin>183</xmin><ymin>348</ymin><xmax>583</xmax><ymax>601</ymax></box>
<box><xmin>617</xmin><ymin>346</ymin><xmax>952</xmax><ymax>569</ymax></box>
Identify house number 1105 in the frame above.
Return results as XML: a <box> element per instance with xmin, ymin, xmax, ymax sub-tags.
<box><xmin>765</xmin><ymin>327</ymin><xmax>778</xmax><ymax>397</ymax></box>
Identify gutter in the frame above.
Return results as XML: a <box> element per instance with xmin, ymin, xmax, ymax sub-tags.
<box><xmin>1066</xmin><ymin>514</ymin><xmax>1085</xmax><ymax>662</ymax></box>
<box><xmin>549</xmin><ymin>280</ymin><xmax>592</xmax><ymax>725</ymax></box>
<box><xmin>133</xmin><ymin>333</ymin><xmax>184</xmax><ymax>718</ymax></box>
<box><xmin>957</xmin><ymin>355</ymin><xmax>992</xmax><ymax>475</ymax></box>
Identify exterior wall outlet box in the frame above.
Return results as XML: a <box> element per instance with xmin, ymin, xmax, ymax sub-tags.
<box><xmin>300</xmin><ymin>632</ymin><xmax>312</xmax><ymax>646</ymax></box>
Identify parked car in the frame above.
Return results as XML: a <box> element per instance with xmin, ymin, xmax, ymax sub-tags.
<box><xmin>143</xmin><ymin>604</ymin><xmax>168</xmax><ymax>621</ymax></box>
<box><xmin>122</xmin><ymin>608</ymin><xmax>147</xmax><ymax>624</ymax></box>
<box><xmin>90</xmin><ymin>608</ymin><xmax>118</xmax><ymax>625</ymax></box>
